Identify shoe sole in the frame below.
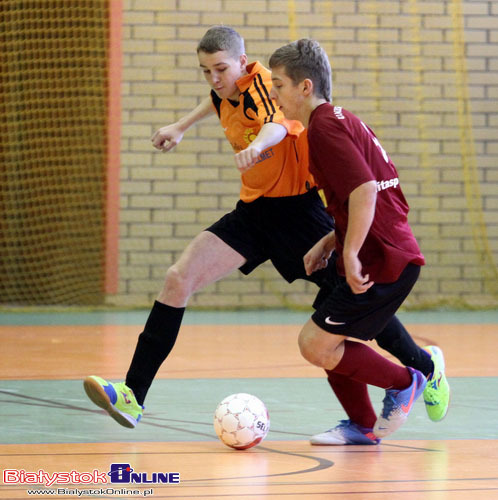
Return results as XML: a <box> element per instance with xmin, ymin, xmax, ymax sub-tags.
<box><xmin>83</xmin><ymin>376</ymin><xmax>136</xmax><ymax>429</ymax></box>
<box><xmin>310</xmin><ymin>436</ymin><xmax>348</xmax><ymax>445</ymax></box>
<box><xmin>310</xmin><ymin>437</ymin><xmax>380</xmax><ymax>445</ymax></box>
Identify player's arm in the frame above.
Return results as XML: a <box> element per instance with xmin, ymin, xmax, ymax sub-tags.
<box><xmin>343</xmin><ymin>180</ymin><xmax>377</xmax><ymax>294</ymax></box>
<box><xmin>151</xmin><ymin>96</ymin><xmax>215</xmax><ymax>152</ymax></box>
<box><xmin>234</xmin><ymin>122</ymin><xmax>287</xmax><ymax>173</ymax></box>
<box><xmin>304</xmin><ymin>231</ymin><xmax>336</xmax><ymax>276</ymax></box>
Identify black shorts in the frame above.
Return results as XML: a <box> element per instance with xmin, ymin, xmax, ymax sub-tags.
<box><xmin>206</xmin><ymin>188</ymin><xmax>334</xmax><ymax>285</ymax></box>
<box><xmin>311</xmin><ymin>255</ymin><xmax>421</xmax><ymax>341</ymax></box>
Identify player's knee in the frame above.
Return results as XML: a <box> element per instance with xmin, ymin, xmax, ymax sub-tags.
<box><xmin>162</xmin><ymin>265</ymin><xmax>191</xmax><ymax>301</ymax></box>
<box><xmin>298</xmin><ymin>331</ymin><xmax>327</xmax><ymax>368</ymax></box>
<box><xmin>299</xmin><ymin>327</ymin><xmax>343</xmax><ymax>369</ymax></box>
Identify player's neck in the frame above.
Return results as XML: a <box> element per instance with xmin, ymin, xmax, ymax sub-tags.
<box><xmin>302</xmin><ymin>97</ymin><xmax>328</xmax><ymax>127</ymax></box>
<box><xmin>228</xmin><ymin>68</ymin><xmax>248</xmax><ymax>101</ymax></box>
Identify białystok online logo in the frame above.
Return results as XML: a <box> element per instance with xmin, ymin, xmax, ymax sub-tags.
<box><xmin>3</xmin><ymin>463</ymin><xmax>180</xmax><ymax>487</ymax></box>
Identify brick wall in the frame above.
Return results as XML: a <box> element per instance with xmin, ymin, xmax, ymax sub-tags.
<box><xmin>114</xmin><ymin>0</ymin><xmax>498</xmax><ymax>309</ymax></box>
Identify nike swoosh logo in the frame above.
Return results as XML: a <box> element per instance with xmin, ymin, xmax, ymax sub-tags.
<box><xmin>401</xmin><ymin>383</ymin><xmax>417</xmax><ymax>414</ymax></box>
<box><xmin>325</xmin><ymin>317</ymin><xmax>345</xmax><ymax>325</ymax></box>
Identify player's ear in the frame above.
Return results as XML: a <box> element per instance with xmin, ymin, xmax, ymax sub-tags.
<box><xmin>302</xmin><ymin>78</ymin><xmax>314</xmax><ymax>97</ymax></box>
<box><xmin>240</xmin><ymin>53</ymin><xmax>248</xmax><ymax>68</ymax></box>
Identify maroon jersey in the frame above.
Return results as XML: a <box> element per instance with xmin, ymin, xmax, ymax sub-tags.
<box><xmin>307</xmin><ymin>103</ymin><xmax>424</xmax><ymax>283</ymax></box>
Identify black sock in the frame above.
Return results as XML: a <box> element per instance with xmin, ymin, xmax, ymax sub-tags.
<box><xmin>125</xmin><ymin>301</ymin><xmax>185</xmax><ymax>406</ymax></box>
<box><xmin>376</xmin><ymin>315</ymin><xmax>434</xmax><ymax>377</ymax></box>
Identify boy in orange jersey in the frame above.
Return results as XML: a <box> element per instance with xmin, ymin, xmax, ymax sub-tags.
<box><xmin>83</xmin><ymin>27</ymin><xmax>438</xmax><ymax>437</ymax></box>
<box><xmin>83</xmin><ymin>26</ymin><xmax>334</xmax><ymax>428</ymax></box>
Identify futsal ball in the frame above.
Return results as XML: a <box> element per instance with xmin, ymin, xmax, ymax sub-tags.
<box><xmin>213</xmin><ymin>393</ymin><xmax>270</xmax><ymax>450</ymax></box>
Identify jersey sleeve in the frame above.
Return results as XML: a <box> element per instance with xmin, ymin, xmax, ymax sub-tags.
<box><xmin>248</xmin><ymin>72</ymin><xmax>304</xmax><ymax>138</ymax></box>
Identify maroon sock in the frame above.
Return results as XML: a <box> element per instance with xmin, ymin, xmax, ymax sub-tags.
<box><xmin>325</xmin><ymin>370</ymin><xmax>377</xmax><ymax>429</ymax></box>
<box><xmin>332</xmin><ymin>340</ymin><xmax>412</xmax><ymax>390</ymax></box>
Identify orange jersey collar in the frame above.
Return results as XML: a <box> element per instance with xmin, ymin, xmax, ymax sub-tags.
<box><xmin>236</xmin><ymin>61</ymin><xmax>264</xmax><ymax>93</ymax></box>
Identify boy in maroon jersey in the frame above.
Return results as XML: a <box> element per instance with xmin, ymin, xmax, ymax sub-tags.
<box><xmin>269</xmin><ymin>39</ymin><xmax>450</xmax><ymax>444</ymax></box>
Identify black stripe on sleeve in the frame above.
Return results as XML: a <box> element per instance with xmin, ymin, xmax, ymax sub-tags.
<box><xmin>256</xmin><ymin>73</ymin><xmax>276</xmax><ymax>114</ymax></box>
<box><xmin>254</xmin><ymin>76</ymin><xmax>271</xmax><ymax>117</ymax></box>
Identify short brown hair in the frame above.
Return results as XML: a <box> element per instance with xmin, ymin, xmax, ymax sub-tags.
<box><xmin>197</xmin><ymin>26</ymin><xmax>245</xmax><ymax>60</ymax></box>
<box><xmin>269</xmin><ymin>39</ymin><xmax>332</xmax><ymax>102</ymax></box>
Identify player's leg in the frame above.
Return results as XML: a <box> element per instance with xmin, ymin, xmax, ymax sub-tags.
<box><xmin>84</xmin><ymin>231</ymin><xmax>246</xmax><ymax>427</ymax></box>
<box><xmin>156</xmin><ymin>230</ymin><xmax>247</xmax><ymax>307</ymax></box>
<box><xmin>298</xmin><ymin>319</ymin><xmax>413</xmax><ymax>389</ymax></box>
<box><xmin>310</xmin><ymin>372</ymin><xmax>380</xmax><ymax>445</ymax></box>
<box><xmin>298</xmin><ymin>318</ymin><xmax>425</xmax><ymax>441</ymax></box>
<box><xmin>376</xmin><ymin>316</ymin><xmax>433</xmax><ymax>375</ymax></box>
<box><xmin>125</xmin><ymin>231</ymin><xmax>246</xmax><ymax>401</ymax></box>
<box><xmin>376</xmin><ymin>314</ymin><xmax>450</xmax><ymax>422</ymax></box>
<box><xmin>306</xmin><ymin>263</ymin><xmax>429</xmax><ymax>443</ymax></box>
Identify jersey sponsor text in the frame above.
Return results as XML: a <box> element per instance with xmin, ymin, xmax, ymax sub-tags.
<box><xmin>377</xmin><ymin>177</ymin><xmax>399</xmax><ymax>192</ymax></box>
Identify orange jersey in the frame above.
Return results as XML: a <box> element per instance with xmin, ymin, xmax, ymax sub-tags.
<box><xmin>210</xmin><ymin>61</ymin><xmax>315</xmax><ymax>202</ymax></box>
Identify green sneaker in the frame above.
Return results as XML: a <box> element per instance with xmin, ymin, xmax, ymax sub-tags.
<box><xmin>83</xmin><ymin>376</ymin><xmax>143</xmax><ymax>428</ymax></box>
<box><xmin>423</xmin><ymin>346</ymin><xmax>450</xmax><ymax>422</ymax></box>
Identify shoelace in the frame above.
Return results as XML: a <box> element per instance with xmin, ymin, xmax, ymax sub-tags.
<box><xmin>326</xmin><ymin>419</ymin><xmax>351</xmax><ymax>432</ymax></box>
<box><xmin>380</xmin><ymin>391</ymin><xmax>398</xmax><ymax>418</ymax></box>
<box><xmin>424</xmin><ymin>380</ymin><xmax>441</xmax><ymax>403</ymax></box>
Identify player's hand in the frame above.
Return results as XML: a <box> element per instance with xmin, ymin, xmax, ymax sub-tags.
<box><xmin>151</xmin><ymin>124</ymin><xmax>185</xmax><ymax>152</ymax></box>
<box><xmin>234</xmin><ymin>144</ymin><xmax>262</xmax><ymax>173</ymax></box>
<box><xmin>343</xmin><ymin>253</ymin><xmax>374</xmax><ymax>294</ymax></box>
<box><xmin>304</xmin><ymin>241</ymin><xmax>333</xmax><ymax>276</ymax></box>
